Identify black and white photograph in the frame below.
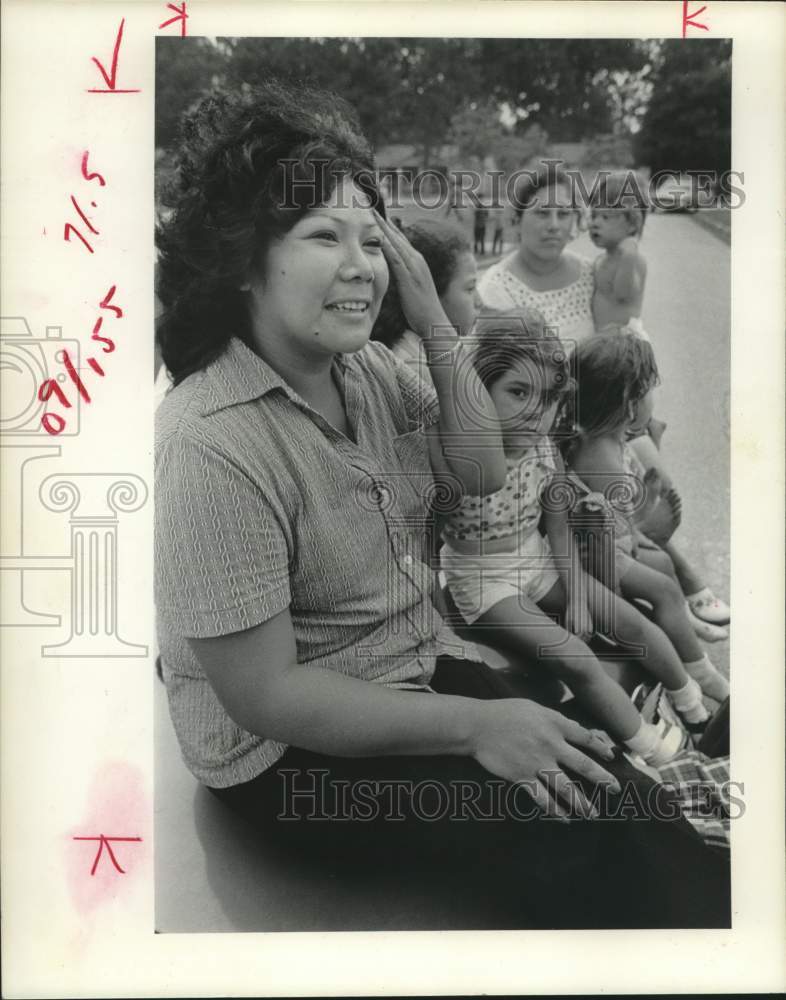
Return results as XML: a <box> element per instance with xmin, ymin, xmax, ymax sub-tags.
<box><xmin>2</xmin><ymin>1</ymin><xmax>784</xmax><ymax>995</ymax></box>
<box><xmin>154</xmin><ymin>34</ymin><xmax>735</xmax><ymax>933</ymax></box>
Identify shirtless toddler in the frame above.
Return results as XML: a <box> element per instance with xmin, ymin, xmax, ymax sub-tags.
<box><xmin>589</xmin><ymin>172</ymin><xmax>649</xmax><ymax>339</ymax></box>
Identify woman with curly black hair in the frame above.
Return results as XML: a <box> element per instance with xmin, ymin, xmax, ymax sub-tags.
<box><xmin>155</xmin><ymin>80</ymin><xmax>729</xmax><ymax>929</ymax></box>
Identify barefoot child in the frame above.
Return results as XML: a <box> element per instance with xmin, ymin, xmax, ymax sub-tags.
<box><xmin>563</xmin><ymin>333</ymin><xmax>729</xmax><ymax>704</ymax></box>
<box><xmin>440</xmin><ymin>310</ymin><xmax>709</xmax><ymax>763</ymax></box>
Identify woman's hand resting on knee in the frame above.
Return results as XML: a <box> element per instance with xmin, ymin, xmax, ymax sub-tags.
<box><xmin>470</xmin><ymin>700</ymin><xmax>621</xmax><ymax>820</ymax></box>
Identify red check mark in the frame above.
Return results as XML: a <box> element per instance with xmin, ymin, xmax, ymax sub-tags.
<box><xmin>88</xmin><ymin>19</ymin><xmax>140</xmax><ymax>93</ymax></box>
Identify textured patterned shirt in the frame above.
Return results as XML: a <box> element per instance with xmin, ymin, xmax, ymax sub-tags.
<box><xmin>156</xmin><ymin>336</ymin><xmax>450</xmax><ymax>787</ymax></box>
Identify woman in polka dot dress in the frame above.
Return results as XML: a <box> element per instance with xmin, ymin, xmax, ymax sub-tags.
<box><xmin>441</xmin><ymin>311</ymin><xmax>710</xmax><ymax>766</ymax></box>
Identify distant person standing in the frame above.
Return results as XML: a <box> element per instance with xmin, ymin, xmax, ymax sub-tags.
<box><xmin>490</xmin><ymin>203</ymin><xmax>506</xmax><ymax>255</ymax></box>
<box><xmin>473</xmin><ymin>201</ymin><xmax>489</xmax><ymax>256</ymax></box>
<box><xmin>444</xmin><ymin>179</ymin><xmax>464</xmax><ymax>223</ymax></box>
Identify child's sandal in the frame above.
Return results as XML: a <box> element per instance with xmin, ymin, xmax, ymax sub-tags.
<box><xmin>687</xmin><ymin>589</ymin><xmax>731</xmax><ymax>627</ymax></box>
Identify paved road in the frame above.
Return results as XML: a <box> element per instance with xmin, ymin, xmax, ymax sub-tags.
<box><xmin>479</xmin><ymin>215</ymin><xmax>729</xmax><ymax>679</ymax></box>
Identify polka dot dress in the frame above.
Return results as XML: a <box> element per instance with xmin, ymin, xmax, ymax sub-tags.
<box><xmin>443</xmin><ymin>437</ymin><xmax>559</xmax><ymax>543</ymax></box>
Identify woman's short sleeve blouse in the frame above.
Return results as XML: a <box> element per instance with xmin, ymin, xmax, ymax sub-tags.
<box><xmin>155</xmin><ymin>337</ymin><xmax>448</xmax><ymax>787</ymax></box>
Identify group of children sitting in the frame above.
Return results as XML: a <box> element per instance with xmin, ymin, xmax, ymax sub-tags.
<box><xmin>372</xmin><ymin>175</ymin><xmax>730</xmax><ymax>769</ymax></box>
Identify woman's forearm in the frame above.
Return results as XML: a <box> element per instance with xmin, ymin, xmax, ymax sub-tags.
<box><xmin>424</xmin><ymin>331</ymin><xmax>507</xmax><ymax>496</ymax></box>
<box><xmin>229</xmin><ymin>661</ymin><xmax>483</xmax><ymax>759</ymax></box>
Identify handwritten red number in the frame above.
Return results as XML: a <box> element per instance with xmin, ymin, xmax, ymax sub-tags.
<box><xmin>63</xmin><ymin>222</ymin><xmax>94</xmax><ymax>254</ymax></box>
<box><xmin>72</xmin><ymin>835</ymin><xmax>143</xmax><ymax>876</ymax></box>
<box><xmin>42</xmin><ymin>413</ymin><xmax>66</xmax><ymax>435</ymax></box>
<box><xmin>87</xmin><ymin>19</ymin><xmax>141</xmax><ymax>93</ymax></box>
<box><xmin>62</xmin><ymin>350</ymin><xmax>91</xmax><ymax>403</ymax></box>
<box><xmin>39</xmin><ymin>379</ymin><xmax>72</xmax><ymax>408</ymax></box>
<box><xmin>39</xmin><ymin>379</ymin><xmax>70</xmax><ymax>435</ymax></box>
<box><xmin>91</xmin><ymin>316</ymin><xmax>116</xmax><ymax>353</ymax></box>
<box><xmin>682</xmin><ymin>1</ymin><xmax>709</xmax><ymax>36</ymax></box>
<box><xmin>159</xmin><ymin>2</ymin><xmax>188</xmax><ymax>37</ymax></box>
<box><xmin>81</xmin><ymin>151</ymin><xmax>106</xmax><ymax>187</ymax></box>
<box><xmin>99</xmin><ymin>285</ymin><xmax>123</xmax><ymax>318</ymax></box>
<box><xmin>70</xmin><ymin>195</ymin><xmax>99</xmax><ymax>235</ymax></box>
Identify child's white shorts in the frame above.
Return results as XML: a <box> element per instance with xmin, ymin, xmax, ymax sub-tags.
<box><xmin>441</xmin><ymin>530</ymin><xmax>560</xmax><ymax>625</ymax></box>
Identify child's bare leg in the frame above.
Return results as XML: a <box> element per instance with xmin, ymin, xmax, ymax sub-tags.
<box><xmin>660</xmin><ymin>539</ymin><xmax>704</xmax><ymax>596</ymax></box>
<box><xmin>582</xmin><ymin>573</ymin><xmax>685</xmax><ymax>687</ymax></box>
<box><xmin>635</xmin><ymin>544</ymin><xmax>679</xmax><ymax>582</ymax></box>
<box><xmin>584</xmin><ymin>570</ymin><xmax>711</xmax><ymax>724</ymax></box>
<box><xmin>634</xmin><ymin>540</ymin><xmax>728</xmax><ymax>639</ymax></box>
<box><xmin>619</xmin><ymin>559</ymin><xmax>703</xmax><ymax>663</ymax></box>
<box><xmin>472</xmin><ymin>588</ymin><xmax>643</xmax><ymax>743</ymax></box>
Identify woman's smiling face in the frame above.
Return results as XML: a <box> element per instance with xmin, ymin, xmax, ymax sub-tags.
<box><xmin>249</xmin><ymin>176</ymin><xmax>389</xmax><ymax>359</ymax></box>
<box><xmin>518</xmin><ymin>182</ymin><xmax>577</xmax><ymax>263</ymax></box>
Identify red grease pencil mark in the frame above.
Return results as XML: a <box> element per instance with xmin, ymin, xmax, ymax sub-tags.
<box><xmin>159</xmin><ymin>1</ymin><xmax>188</xmax><ymax>37</ymax></box>
<box><xmin>70</xmin><ymin>195</ymin><xmax>99</xmax><ymax>235</ymax></box>
<box><xmin>63</xmin><ymin>221</ymin><xmax>94</xmax><ymax>254</ymax></box>
<box><xmin>87</xmin><ymin>19</ymin><xmax>141</xmax><ymax>93</ymax></box>
<box><xmin>99</xmin><ymin>284</ymin><xmax>123</xmax><ymax>318</ymax></box>
<box><xmin>72</xmin><ymin>835</ymin><xmax>142</xmax><ymax>875</ymax></box>
<box><xmin>62</xmin><ymin>350</ymin><xmax>91</xmax><ymax>402</ymax></box>
<box><xmin>682</xmin><ymin>1</ymin><xmax>710</xmax><ymax>36</ymax></box>
<box><xmin>81</xmin><ymin>151</ymin><xmax>106</xmax><ymax>186</ymax></box>
<box><xmin>91</xmin><ymin>316</ymin><xmax>116</xmax><ymax>353</ymax></box>
<box><xmin>65</xmin><ymin>762</ymin><xmax>150</xmax><ymax>915</ymax></box>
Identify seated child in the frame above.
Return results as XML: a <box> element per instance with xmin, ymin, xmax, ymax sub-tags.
<box><xmin>562</xmin><ymin>333</ymin><xmax>729</xmax><ymax>704</ymax></box>
<box><xmin>440</xmin><ymin>309</ymin><xmax>711</xmax><ymax>765</ymax></box>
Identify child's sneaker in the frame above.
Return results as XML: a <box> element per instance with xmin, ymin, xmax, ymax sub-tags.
<box><xmin>624</xmin><ymin>717</ymin><xmax>687</xmax><ymax>766</ymax></box>
<box><xmin>687</xmin><ymin>587</ymin><xmax>730</xmax><ymax>626</ymax></box>
<box><xmin>641</xmin><ymin>720</ymin><xmax>686</xmax><ymax>766</ymax></box>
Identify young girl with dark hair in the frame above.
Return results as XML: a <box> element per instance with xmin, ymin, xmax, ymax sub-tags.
<box><xmin>563</xmin><ymin>334</ymin><xmax>730</xmax><ymax>703</ymax></box>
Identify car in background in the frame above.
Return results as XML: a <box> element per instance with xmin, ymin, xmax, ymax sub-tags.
<box><xmin>652</xmin><ymin>174</ymin><xmax>698</xmax><ymax>212</ymax></box>
<box><xmin>652</xmin><ymin>173</ymin><xmax>719</xmax><ymax>213</ymax></box>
